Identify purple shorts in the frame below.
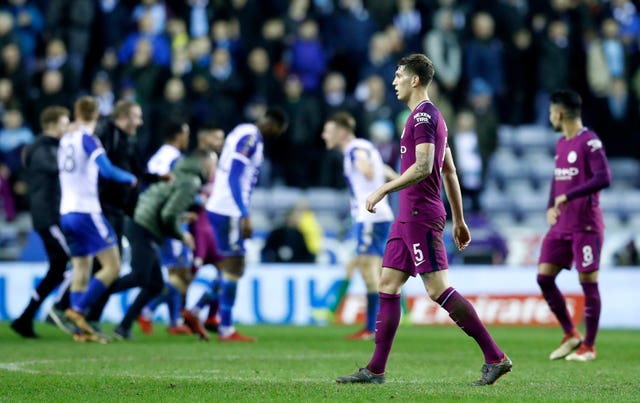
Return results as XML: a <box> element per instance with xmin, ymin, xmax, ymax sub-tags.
<box><xmin>189</xmin><ymin>209</ymin><xmax>223</xmax><ymax>268</ymax></box>
<box><xmin>382</xmin><ymin>217</ymin><xmax>448</xmax><ymax>276</ymax></box>
<box><xmin>539</xmin><ymin>230</ymin><xmax>603</xmax><ymax>272</ymax></box>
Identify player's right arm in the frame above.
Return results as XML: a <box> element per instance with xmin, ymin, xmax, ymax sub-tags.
<box><xmin>365</xmin><ymin>142</ymin><xmax>433</xmax><ymax>213</ymax></box>
<box><xmin>228</xmin><ymin>134</ymin><xmax>256</xmax><ymax>239</ymax></box>
<box><xmin>441</xmin><ymin>147</ymin><xmax>470</xmax><ymax>250</ymax></box>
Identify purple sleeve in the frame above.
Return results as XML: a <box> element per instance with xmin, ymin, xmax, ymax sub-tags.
<box><xmin>411</xmin><ymin>110</ymin><xmax>434</xmax><ymax>146</ymax></box>
<box><xmin>566</xmin><ymin>143</ymin><xmax>611</xmax><ymax>200</ymax></box>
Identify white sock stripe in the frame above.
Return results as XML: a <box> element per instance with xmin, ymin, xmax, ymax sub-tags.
<box><xmin>439</xmin><ymin>288</ymin><xmax>456</xmax><ymax>307</ymax></box>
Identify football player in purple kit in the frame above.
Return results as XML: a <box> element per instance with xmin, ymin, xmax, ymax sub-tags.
<box><xmin>538</xmin><ymin>90</ymin><xmax>611</xmax><ymax>362</ymax></box>
<box><xmin>336</xmin><ymin>54</ymin><xmax>511</xmax><ymax>386</ymax></box>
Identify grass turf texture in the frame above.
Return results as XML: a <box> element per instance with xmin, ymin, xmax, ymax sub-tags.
<box><xmin>1</xmin><ymin>323</ymin><xmax>639</xmax><ymax>402</ymax></box>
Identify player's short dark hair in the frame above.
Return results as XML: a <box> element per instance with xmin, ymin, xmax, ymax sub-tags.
<box><xmin>398</xmin><ymin>54</ymin><xmax>435</xmax><ymax>87</ymax></box>
<box><xmin>112</xmin><ymin>99</ymin><xmax>139</xmax><ymax>119</ymax></box>
<box><xmin>264</xmin><ymin>106</ymin><xmax>289</xmax><ymax>130</ymax></box>
<box><xmin>328</xmin><ymin>111</ymin><xmax>356</xmax><ymax>132</ymax></box>
<box><xmin>74</xmin><ymin>96</ymin><xmax>99</xmax><ymax>121</ymax></box>
<box><xmin>550</xmin><ymin>90</ymin><xmax>582</xmax><ymax>118</ymax></box>
<box><xmin>165</xmin><ymin>121</ymin><xmax>189</xmax><ymax>141</ymax></box>
<box><xmin>40</xmin><ymin>106</ymin><xmax>70</xmax><ymax>129</ymax></box>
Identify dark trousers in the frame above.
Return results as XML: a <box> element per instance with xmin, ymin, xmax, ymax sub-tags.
<box><xmin>19</xmin><ymin>225</ymin><xmax>70</xmax><ymax>320</ymax></box>
<box><xmin>107</xmin><ymin>221</ymin><xmax>164</xmax><ymax>330</ymax></box>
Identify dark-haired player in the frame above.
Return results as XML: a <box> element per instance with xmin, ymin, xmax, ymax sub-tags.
<box><xmin>538</xmin><ymin>89</ymin><xmax>611</xmax><ymax>362</ymax></box>
<box><xmin>335</xmin><ymin>54</ymin><xmax>511</xmax><ymax>385</ymax></box>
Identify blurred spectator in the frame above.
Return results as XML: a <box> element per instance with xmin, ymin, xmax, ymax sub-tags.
<box><xmin>504</xmin><ymin>28</ymin><xmax>536</xmax><ymax>125</ymax></box>
<box><xmin>172</xmin><ymin>0</ymin><xmax>215</xmax><ymax>40</ymax></box>
<box><xmin>165</xmin><ymin>17</ymin><xmax>190</xmax><ymax>51</ymax></box>
<box><xmin>0</xmin><ymin>107</ymin><xmax>33</xmax><ymax>176</ymax></box>
<box><xmin>535</xmin><ymin>19</ymin><xmax>570</xmax><ymax>125</ymax></box>
<box><xmin>356</xmin><ymin>74</ymin><xmax>397</xmax><ymax>135</ymax></box>
<box><xmin>368</xmin><ymin>119</ymin><xmax>399</xmax><ymax>170</ymax></box>
<box><xmin>209</xmin><ymin>19</ymin><xmax>244</xmax><ymax>62</ymax></box>
<box><xmin>132</xmin><ymin>0</ymin><xmax>167</xmax><ymax>36</ymax></box>
<box><xmin>40</xmin><ymin>38</ymin><xmax>78</xmax><ymax>96</ymax></box>
<box><xmin>586</xmin><ymin>18</ymin><xmax>626</xmax><ymax>98</ymax></box>
<box><xmin>0</xmin><ymin>0</ymin><xmax>44</xmax><ymax>64</ymax></box>
<box><xmin>245</xmin><ymin>46</ymin><xmax>283</xmax><ymax>105</ymax></box>
<box><xmin>319</xmin><ymin>71</ymin><xmax>359</xmax><ymax>188</ymax></box>
<box><xmin>94</xmin><ymin>0</ymin><xmax>131</xmax><ymax>51</ymax></box>
<box><xmin>281</xmin><ymin>74</ymin><xmax>323</xmax><ymax>188</ymax></box>
<box><xmin>0</xmin><ymin>78</ymin><xmax>18</xmax><ymax>119</ymax></box>
<box><xmin>258</xmin><ymin>18</ymin><xmax>286</xmax><ymax>72</ymax></box>
<box><xmin>325</xmin><ymin>0</ymin><xmax>377</xmax><ymax>90</ymax></box>
<box><xmin>605</xmin><ymin>0</ymin><xmax>640</xmax><ymax>53</ymax></box>
<box><xmin>423</xmin><ymin>7</ymin><xmax>462</xmax><ymax>97</ymax></box>
<box><xmin>90</xmin><ymin>71</ymin><xmax>115</xmax><ymax>117</ymax></box>
<box><xmin>464</xmin><ymin>12</ymin><xmax>505</xmax><ymax>109</ymax></box>
<box><xmin>0</xmin><ymin>11</ymin><xmax>19</xmax><ymax>50</ymax></box>
<box><xmin>0</xmin><ymin>43</ymin><xmax>30</xmax><ymax>105</ymax></box>
<box><xmin>359</xmin><ymin>32</ymin><xmax>397</xmax><ymax>95</ymax></box>
<box><xmin>119</xmin><ymin>38</ymin><xmax>169</xmax><ymax>108</ymax></box>
<box><xmin>283</xmin><ymin>0</ymin><xmax>316</xmax><ymax>37</ymax></box>
<box><xmin>29</xmin><ymin>69</ymin><xmax>70</xmax><ymax>132</ymax></box>
<box><xmin>262</xmin><ymin>206</ymin><xmax>316</xmax><ymax>263</ymax></box>
<box><xmin>592</xmin><ymin>77</ymin><xmax>640</xmax><ymax>158</ymax></box>
<box><xmin>392</xmin><ymin>0</ymin><xmax>423</xmax><ymax>53</ymax></box>
<box><xmin>44</xmin><ymin>0</ymin><xmax>96</xmax><ymax>77</ymax></box>
<box><xmin>450</xmin><ymin>110</ymin><xmax>482</xmax><ymax>213</ymax></box>
<box><xmin>118</xmin><ymin>11</ymin><xmax>171</xmax><ymax>67</ymax></box>
<box><xmin>453</xmin><ymin>212</ymin><xmax>508</xmax><ymax>265</ymax></box>
<box><xmin>0</xmin><ymin>106</ymin><xmax>32</xmax><ymax>216</ymax></box>
<box><xmin>468</xmin><ymin>78</ymin><xmax>498</xmax><ymax>184</ymax></box>
<box><xmin>203</xmin><ymin>47</ymin><xmax>245</xmax><ymax>132</ymax></box>
<box><xmin>286</xmin><ymin>18</ymin><xmax>326</xmax><ymax>93</ymax></box>
<box><xmin>151</xmin><ymin>77</ymin><xmax>191</xmax><ymax>155</ymax></box>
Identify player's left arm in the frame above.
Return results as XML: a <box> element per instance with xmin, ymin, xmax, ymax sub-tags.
<box><xmin>442</xmin><ymin>147</ymin><xmax>470</xmax><ymax>250</ymax></box>
<box><xmin>161</xmin><ymin>179</ymin><xmax>201</xmax><ymax>241</ymax></box>
<box><xmin>365</xmin><ymin>142</ymin><xmax>433</xmax><ymax>212</ymax></box>
<box><xmin>83</xmin><ymin>134</ymin><xmax>137</xmax><ymax>185</ymax></box>
<box><xmin>554</xmin><ymin>139</ymin><xmax>611</xmax><ymax>208</ymax></box>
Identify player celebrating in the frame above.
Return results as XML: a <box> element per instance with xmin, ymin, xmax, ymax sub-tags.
<box><xmin>182</xmin><ymin>108</ymin><xmax>288</xmax><ymax>342</ymax></box>
<box><xmin>58</xmin><ymin>96</ymin><xmax>136</xmax><ymax>341</ymax></box>
<box><xmin>538</xmin><ymin>90</ymin><xmax>611</xmax><ymax>362</ymax></box>
<box><xmin>336</xmin><ymin>54</ymin><xmax>511</xmax><ymax>385</ymax></box>
<box><xmin>321</xmin><ymin>111</ymin><xmax>395</xmax><ymax>340</ymax></box>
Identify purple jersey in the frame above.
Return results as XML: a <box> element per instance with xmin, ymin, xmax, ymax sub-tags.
<box><xmin>397</xmin><ymin>100</ymin><xmax>447</xmax><ymax>222</ymax></box>
<box><xmin>550</xmin><ymin>128</ymin><xmax>610</xmax><ymax>232</ymax></box>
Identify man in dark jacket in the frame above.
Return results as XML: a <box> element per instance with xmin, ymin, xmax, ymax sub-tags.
<box><xmin>11</xmin><ymin>106</ymin><xmax>71</xmax><ymax>338</ymax></box>
<box><xmin>106</xmin><ymin>150</ymin><xmax>214</xmax><ymax>339</ymax></box>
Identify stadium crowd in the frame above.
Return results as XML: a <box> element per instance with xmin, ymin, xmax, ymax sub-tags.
<box><xmin>1</xmin><ymin>0</ymin><xmax>640</xmax><ymax>219</ymax></box>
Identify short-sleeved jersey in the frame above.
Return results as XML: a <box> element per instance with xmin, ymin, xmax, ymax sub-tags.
<box><xmin>397</xmin><ymin>100</ymin><xmax>447</xmax><ymax>222</ymax></box>
<box><xmin>58</xmin><ymin>127</ymin><xmax>105</xmax><ymax>214</ymax></box>
<box><xmin>551</xmin><ymin>128</ymin><xmax>609</xmax><ymax>232</ymax></box>
<box><xmin>206</xmin><ymin>123</ymin><xmax>263</xmax><ymax>217</ymax></box>
<box><xmin>146</xmin><ymin>144</ymin><xmax>182</xmax><ymax>175</ymax></box>
<box><xmin>343</xmin><ymin>138</ymin><xmax>393</xmax><ymax>223</ymax></box>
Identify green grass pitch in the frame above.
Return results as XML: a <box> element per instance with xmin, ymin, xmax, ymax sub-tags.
<box><xmin>1</xmin><ymin>322</ymin><xmax>639</xmax><ymax>402</ymax></box>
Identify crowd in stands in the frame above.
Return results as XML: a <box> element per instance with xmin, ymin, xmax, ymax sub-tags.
<box><xmin>1</xmin><ymin>0</ymin><xmax>640</xmax><ymax>220</ymax></box>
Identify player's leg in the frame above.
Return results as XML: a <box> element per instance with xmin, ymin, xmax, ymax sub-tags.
<box><xmin>12</xmin><ymin>226</ymin><xmax>70</xmax><ymax>338</ymax></box>
<box><xmin>336</xmin><ymin>265</ymin><xmax>407</xmax><ymax>384</ymax></box>
<box><xmin>423</xmin><ymin>270</ymin><xmax>511</xmax><ymax>385</ymax></box>
<box><xmin>566</xmin><ymin>232</ymin><xmax>602</xmax><ymax>361</ymax></box>
<box><xmin>166</xmin><ymin>268</ymin><xmax>192</xmax><ymax>334</ymax></box>
<box><xmin>64</xmin><ymin>255</ymin><xmax>96</xmax><ymax>334</ymax></box>
<box><xmin>538</xmin><ymin>231</ymin><xmax>581</xmax><ymax>359</ymax></box>
<box><xmin>216</xmin><ymin>257</ymin><xmax>255</xmax><ymax>341</ymax></box>
<box><xmin>345</xmin><ymin>255</ymin><xmax>380</xmax><ymax>340</ymax></box>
